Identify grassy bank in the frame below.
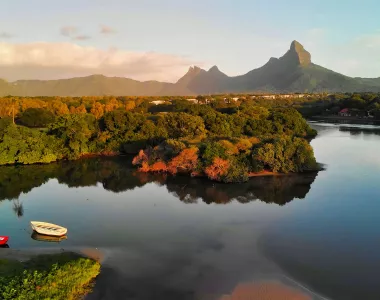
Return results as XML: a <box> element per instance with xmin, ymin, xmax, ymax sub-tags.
<box><xmin>0</xmin><ymin>252</ymin><xmax>100</xmax><ymax>300</ymax></box>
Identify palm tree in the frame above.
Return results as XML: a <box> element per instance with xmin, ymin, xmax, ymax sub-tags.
<box><xmin>12</xmin><ymin>199</ymin><xmax>24</xmax><ymax>218</ymax></box>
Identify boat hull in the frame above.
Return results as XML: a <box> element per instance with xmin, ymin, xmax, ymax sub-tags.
<box><xmin>31</xmin><ymin>221</ymin><xmax>67</xmax><ymax>237</ymax></box>
<box><xmin>31</xmin><ymin>232</ymin><xmax>67</xmax><ymax>242</ymax></box>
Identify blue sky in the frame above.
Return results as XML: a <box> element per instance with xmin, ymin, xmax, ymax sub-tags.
<box><xmin>1</xmin><ymin>0</ymin><xmax>380</xmax><ymax>81</ymax></box>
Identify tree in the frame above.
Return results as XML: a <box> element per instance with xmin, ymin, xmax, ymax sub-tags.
<box><xmin>70</xmin><ymin>104</ymin><xmax>87</xmax><ymax>114</ymax></box>
<box><xmin>105</xmin><ymin>98</ymin><xmax>120</xmax><ymax>112</ymax></box>
<box><xmin>196</xmin><ymin>95</ymin><xmax>206</xmax><ymax>104</ymax></box>
<box><xmin>167</xmin><ymin>148</ymin><xmax>199</xmax><ymax>174</ymax></box>
<box><xmin>125</xmin><ymin>101</ymin><xmax>136</xmax><ymax>111</ymax></box>
<box><xmin>18</xmin><ymin>108</ymin><xmax>55</xmax><ymax>127</ymax></box>
<box><xmin>49</xmin><ymin>114</ymin><xmax>99</xmax><ymax>159</ymax></box>
<box><xmin>12</xmin><ymin>199</ymin><xmax>24</xmax><ymax>218</ymax></box>
<box><xmin>90</xmin><ymin>102</ymin><xmax>105</xmax><ymax>119</ymax></box>
<box><xmin>200</xmin><ymin>141</ymin><xmax>228</xmax><ymax>166</ymax></box>
<box><xmin>160</xmin><ymin>113</ymin><xmax>206</xmax><ymax>139</ymax></box>
<box><xmin>48</xmin><ymin>100</ymin><xmax>69</xmax><ymax>115</ymax></box>
<box><xmin>205</xmin><ymin>157</ymin><xmax>230</xmax><ymax>181</ymax></box>
<box><xmin>252</xmin><ymin>136</ymin><xmax>317</xmax><ymax>173</ymax></box>
<box><xmin>0</xmin><ymin>124</ymin><xmax>63</xmax><ymax>165</ymax></box>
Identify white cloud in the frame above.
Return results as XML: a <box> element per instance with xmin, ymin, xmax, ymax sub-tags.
<box><xmin>100</xmin><ymin>25</ymin><xmax>116</xmax><ymax>35</ymax></box>
<box><xmin>60</xmin><ymin>26</ymin><xmax>78</xmax><ymax>37</ymax></box>
<box><xmin>0</xmin><ymin>42</ymin><xmax>197</xmax><ymax>82</ymax></box>
<box><xmin>0</xmin><ymin>32</ymin><xmax>13</xmax><ymax>39</ymax></box>
<box><xmin>72</xmin><ymin>35</ymin><xmax>92</xmax><ymax>41</ymax></box>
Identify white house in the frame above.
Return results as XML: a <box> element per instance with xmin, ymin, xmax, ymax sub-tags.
<box><xmin>150</xmin><ymin>100</ymin><xmax>167</xmax><ymax>105</ymax></box>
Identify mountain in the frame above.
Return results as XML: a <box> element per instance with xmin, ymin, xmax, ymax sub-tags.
<box><xmin>1</xmin><ymin>40</ymin><xmax>380</xmax><ymax>96</ymax></box>
<box><xmin>184</xmin><ymin>41</ymin><xmax>380</xmax><ymax>94</ymax></box>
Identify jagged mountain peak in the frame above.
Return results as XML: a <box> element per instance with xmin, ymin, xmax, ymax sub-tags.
<box><xmin>188</xmin><ymin>66</ymin><xmax>203</xmax><ymax>73</ymax></box>
<box><xmin>285</xmin><ymin>40</ymin><xmax>311</xmax><ymax>66</ymax></box>
<box><xmin>208</xmin><ymin>65</ymin><xmax>220</xmax><ymax>72</ymax></box>
<box><xmin>176</xmin><ymin>66</ymin><xmax>206</xmax><ymax>86</ymax></box>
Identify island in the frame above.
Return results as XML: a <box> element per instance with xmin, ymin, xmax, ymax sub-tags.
<box><xmin>0</xmin><ymin>95</ymin><xmax>320</xmax><ymax>183</ymax></box>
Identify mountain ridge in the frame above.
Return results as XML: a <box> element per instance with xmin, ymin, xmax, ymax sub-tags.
<box><xmin>1</xmin><ymin>40</ymin><xmax>380</xmax><ymax>96</ymax></box>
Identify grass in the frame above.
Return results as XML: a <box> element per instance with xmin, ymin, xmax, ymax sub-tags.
<box><xmin>0</xmin><ymin>252</ymin><xmax>100</xmax><ymax>300</ymax></box>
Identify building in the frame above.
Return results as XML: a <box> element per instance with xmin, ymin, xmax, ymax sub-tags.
<box><xmin>338</xmin><ymin>108</ymin><xmax>351</xmax><ymax>117</ymax></box>
<box><xmin>150</xmin><ymin>100</ymin><xmax>167</xmax><ymax>105</ymax></box>
<box><xmin>262</xmin><ymin>95</ymin><xmax>276</xmax><ymax>99</ymax></box>
<box><xmin>186</xmin><ymin>98</ymin><xmax>198</xmax><ymax>104</ymax></box>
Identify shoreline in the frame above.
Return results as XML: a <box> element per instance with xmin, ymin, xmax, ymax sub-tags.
<box><xmin>0</xmin><ymin>247</ymin><xmax>105</xmax><ymax>263</ymax></box>
<box><xmin>0</xmin><ymin>154</ymin><xmax>322</xmax><ymax>181</ymax></box>
<box><xmin>309</xmin><ymin>115</ymin><xmax>380</xmax><ymax>125</ymax></box>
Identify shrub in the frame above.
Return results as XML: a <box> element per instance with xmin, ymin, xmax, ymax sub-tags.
<box><xmin>167</xmin><ymin>148</ymin><xmax>199</xmax><ymax>174</ymax></box>
<box><xmin>205</xmin><ymin>157</ymin><xmax>230</xmax><ymax>181</ymax></box>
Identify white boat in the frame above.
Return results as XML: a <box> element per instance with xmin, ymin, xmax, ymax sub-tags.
<box><xmin>30</xmin><ymin>221</ymin><xmax>67</xmax><ymax>237</ymax></box>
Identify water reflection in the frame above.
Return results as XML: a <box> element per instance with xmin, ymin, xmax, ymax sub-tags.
<box><xmin>0</xmin><ymin>157</ymin><xmax>319</xmax><ymax>211</ymax></box>
<box><xmin>12</xmin><ymin>199</ymin><xmax>24</xmax><ymax>218</ymax></box>
<box><xmin>339</xmin><ymin>126</ymin><xmax>380</xmax><ymax>136</ymax></box>
<box><xmin>31</xmin><ymin>232</ymin><xmax>67</xmax><ymax>243</ymax></box>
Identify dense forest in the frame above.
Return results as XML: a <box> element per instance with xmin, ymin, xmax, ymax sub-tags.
<box><xmin>0</xmin><ymin>94</ymin><xmax>322</xmax><ymax>182</ymax></box>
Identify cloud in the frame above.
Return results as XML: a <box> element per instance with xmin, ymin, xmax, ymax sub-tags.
<box><xmin>72</xmin><ymin>35</ymin><xmax>92</xmax><ymax>41</ymax></box>
<box><xmin>0</xmin><ymin>32</ymin><xmax>13</xmax><ymax>39</ymax></box>
<box><xmin>0</xmin><ymin>42</ymin><xmax>197</xmax><ymax>82</ymax></box>
<box><xmin>60</xmin><ymin>26</ymin><xmax>78</xmax><ymax>37</ymax></box>
<box><xmin>100</xmin><ymin>25</ymin><xmax>116</xmax><ymax>35</ymax></box>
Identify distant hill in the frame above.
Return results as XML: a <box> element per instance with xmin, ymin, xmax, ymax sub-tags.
<box><xmin>1</xmin><ymin>40</ymin><xmax>380</xmax><ymax>96</ymax></box>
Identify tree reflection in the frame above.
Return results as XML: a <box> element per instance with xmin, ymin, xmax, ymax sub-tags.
<box><xmin>12</xmin><ymin>199</ymin><xmax>24</xmax><ymax>218</ymax></box>
<box><xmin>0</xmin><ymin>157</ymin><xmax>319</xmax><ymax>210</ymax></box>
<box><xmin>164</xmin><ymin>173</ymin><xmax>318</xmax><ymax>206</ymax></box>
<box><xmin>339</xmin><ymin>126</ymin><xmax>380</xmax><ymax>136</ymax></box>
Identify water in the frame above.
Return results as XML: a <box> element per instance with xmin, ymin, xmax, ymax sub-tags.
<box><xmin>0</xmin><ymin>123</ymin><xmax>379</xmax><ymax>299</ymax></box>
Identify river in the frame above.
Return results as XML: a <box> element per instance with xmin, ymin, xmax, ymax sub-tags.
<box><xmin>0</xmin><ymin>123</ymin><xmax>379</xmax><ymax>300</ymax></box>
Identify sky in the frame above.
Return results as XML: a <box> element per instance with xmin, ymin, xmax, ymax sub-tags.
<box><xmin>1</xmin><ymin>0</ymin><xmax>380</xmax><ymax>82</ymax></box>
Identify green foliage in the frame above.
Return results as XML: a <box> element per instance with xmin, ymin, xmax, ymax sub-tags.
<box><xmin>162</xmin><ymin>139</ymin><xmax>186</xmax><ymax>155</ymax></box>
<box><xmin>0</xmin><ymin>253</ymin><xmax>100</xmax><ymax>300</ymax></box>
<box><xmin>49</xmin><ymin>114</ymin><xmax>99</xmax><ymax>159</ymax></box>
<box><xmin>0</xmin><ymin>117</ymin><xmax>13</xmax><ymax>131</ymax></box>
<box><xmin>239</xmin><ymin>103</ymin><xmax>270</xmax><ymax>120</ymax></box>
<box><xmin>0</xmin><ymin>95</ymin><xmax>319</xmax><ymax>178</ymax></box>
<box><xmin>270</xmin><ymin>108</ymin><xmax>317</xmax><ymax>137</ymax></box>
<box><xmin>102</xmin><ymin>111</ymin><xmax>145</xmax><ymax>134</ymax></box>
<box><xmin>200</xmin><ymin>141</ymin><xmax>228</xmax><ymax>166</ymax></box>
<box><xmin>0</xmin><ymin>124</ymin><xmax>63</xmax><ymax>165</ymax></box>
<box><xmin>222</xmin><ymin>156</ymin><xmax>249</xmax><ymax>183</ymax></box>
<box><xmin>138</xmin><ymin>120</ymin><xmax>168</xmax><ymax>140</ymax></box>
<box><xmin>18</xmin><ymin>108</ymin><xmax>55</xmax><ymax>128</ymax></box>
<box><xmin>252</xmin><ymin>136</ymin><xmax>317</xmax><ymax>173</ymax></box>
<box><xmin>159</xmin><ymin>112</ymin><xmax>206</xmax><ymax>139</ymax></box>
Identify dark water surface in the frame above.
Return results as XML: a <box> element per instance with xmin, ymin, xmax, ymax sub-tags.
<box><xmin>0</xmin><ymin>123</ymin><xmax>379</xmax><ymax>299</ymax></box>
